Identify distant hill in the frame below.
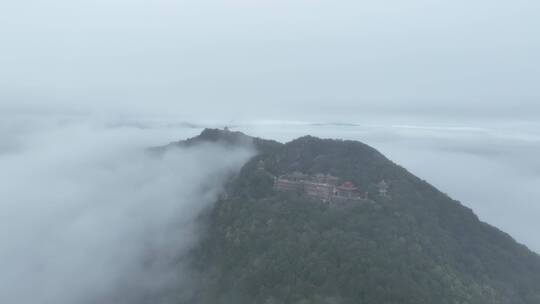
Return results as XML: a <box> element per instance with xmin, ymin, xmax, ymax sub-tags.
<box><xmin>178</xmin><ymin>129</ymin><xmax>540</xmax><ymax>304</ymax></box>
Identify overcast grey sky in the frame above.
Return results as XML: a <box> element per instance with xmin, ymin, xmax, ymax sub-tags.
<box><xmin>1</xmin><ymin>0</ymin><xmax>539</xmax><ymax>120</ymax></box>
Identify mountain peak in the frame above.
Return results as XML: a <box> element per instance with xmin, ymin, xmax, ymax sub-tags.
<box><xmin>195</xmin><ymin>128</ymin><xmax>252</xmax><ymax>144</ymax></box>
<box><xmin>189</xmin><ymin>131</ymin><xmax>540</xmax><ymax>304</ymax></box>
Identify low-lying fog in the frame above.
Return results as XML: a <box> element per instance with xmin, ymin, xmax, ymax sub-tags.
<box><xmin>0</xmin><ymin>115</ymin><xmax>253</xmax><ymax>304</ymax></box>
<box><xmin>1</xmin><ymin>114</ymin><xmax>539</xmax><ymax>303</ymax></box>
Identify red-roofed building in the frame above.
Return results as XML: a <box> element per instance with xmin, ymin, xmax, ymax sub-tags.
<box><xmin>335</xmin><ymin>181</ymin><xmax>362</xmax><ymax>200</ymax></box>
<box><xmin>273</xmin><ymin>173</ymin><xmax>366</xmax><ymax>203</ymax></box>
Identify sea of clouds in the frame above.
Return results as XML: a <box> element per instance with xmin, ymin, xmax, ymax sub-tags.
<box><xmin>1</xmin><ymin>113</ymin><xmax>539</xmax><ymax>304</ymax></box>
<box><xmin>0</xmin><ymin>115</ymin><xmax>253</xmax><ymax>304</ymax></box>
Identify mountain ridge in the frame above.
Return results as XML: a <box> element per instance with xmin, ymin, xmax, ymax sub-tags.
<box><xmin>178</xmin><ymin>128</ymin><xmax>540</xmax><ymax>304</ymax></box>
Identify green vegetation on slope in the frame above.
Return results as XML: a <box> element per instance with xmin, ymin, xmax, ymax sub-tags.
<box><xmin>185</xmin><ymin>129</ymin><xmax>540</xmax><ymax>304</ymax></box>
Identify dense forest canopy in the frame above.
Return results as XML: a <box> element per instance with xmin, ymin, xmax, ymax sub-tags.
<box><xmin>173</xmin><ymin>129</ymin><xmax>540</xmax><ymax>304</ymax></box>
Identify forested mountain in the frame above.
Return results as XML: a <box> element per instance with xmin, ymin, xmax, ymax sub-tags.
<box><xmin>179</xmin><ymin>129</ymin><xmax>540</xmax><ymax>304</ymax></box>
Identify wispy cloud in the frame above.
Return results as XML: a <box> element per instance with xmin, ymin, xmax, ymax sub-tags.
<box><xmin>0</xmin><ymin>116</ymin><xmax>254</xmax><ymax>303</ymax></box>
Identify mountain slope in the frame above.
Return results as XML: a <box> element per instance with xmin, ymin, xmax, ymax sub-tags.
<box><xmin>185</xmin><ymin>129</ymin><xmax>540</xmax><ymax>304</ymax></box>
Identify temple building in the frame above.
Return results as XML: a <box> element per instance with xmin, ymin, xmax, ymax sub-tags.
<box><xmin>334</xmin><ymin>181</ymin><xmax>363</xmax><ymax>200</ymax></box>
<box><xmin>312</xmin><ymin>173</ymin><xmax>339</xmax><ymax>185</ymax></box>
<box><xmin>274</xmin><ymin>177</ymin><xmax>303</xmax><ymax>192</ymax></box>
<box><xmin>377</xmin><ymin>180</ymin><xmax>389</xmax><ymax>197</ymax></box>
<box><xmin>274</xmin><ymin>172</ymin><xmax>365</xmax><ymax>203</ymax></box>
<box><xmin>304</xmin><ymin>181</ymin><xmax>334</xmax><ymax>202</ymax></box>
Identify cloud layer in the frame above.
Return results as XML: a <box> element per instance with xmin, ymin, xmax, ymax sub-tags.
<box><xmin>0</xmin><ymin>117</ymin><xmax>253</xmax><ymax>304</ymax></box>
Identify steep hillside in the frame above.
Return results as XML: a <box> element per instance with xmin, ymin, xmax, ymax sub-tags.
<box><xmin>185</xmin><ymin>129</ymin><xmax>540</xmax><ymax>304</ymax></box>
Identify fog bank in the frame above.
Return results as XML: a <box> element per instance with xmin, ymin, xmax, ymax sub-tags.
<box><xmin>0</xmin><ymin>117</ymin><xmax>253</xmax><ymax>303</ymax></box>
